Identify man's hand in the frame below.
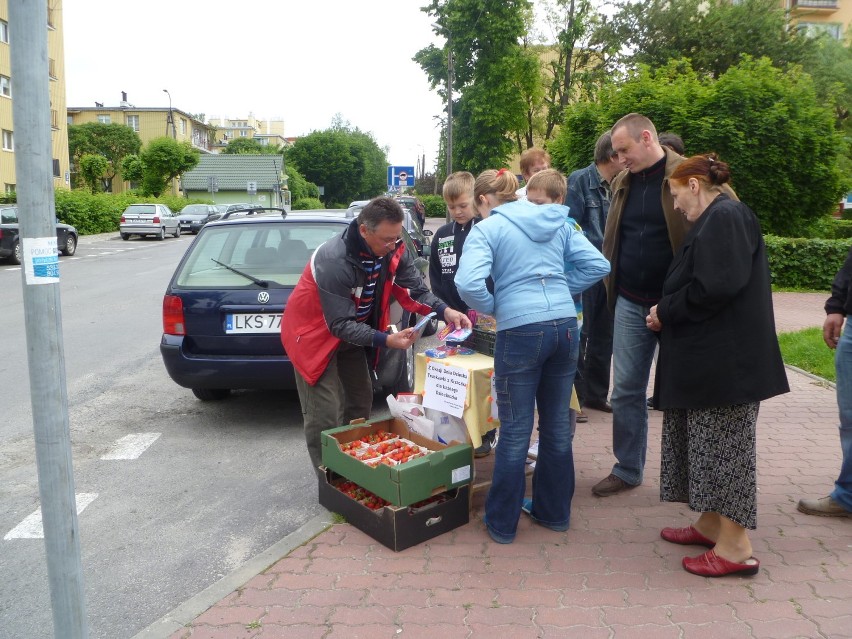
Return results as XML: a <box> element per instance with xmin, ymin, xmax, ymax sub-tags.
<box><xmin>823</xmin><ymin>313</ymin><xmax>844</xmax><ymax>350</ymax></box>
<box><xmin>386</xmin><ymin>327</ymin><xmax>417</xmax><ymax>350</ymax></box>
<box><xmin>646</xmin><ymin>305</ymin><xmax>662</xmax><ymax>332</ymax></box>
<box><xmin>444</xmin><ymin>308</ymin><xmax>473</xmax><ymax>330</ymax></box>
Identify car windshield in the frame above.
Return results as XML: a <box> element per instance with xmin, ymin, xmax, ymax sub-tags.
<box><xmin>0</xmin><ymin>207</ymin><xmax>17</xmax><ymax>224</ymax></box>
<box><xmin>181</xmin><ymin>205</ymin><xmax>208</xmax><ymax>215</ymax></box>
<box><xmin>174</xmin><ymin>221</ymin><xmax>345</xmax><ymax>288</ymax></box>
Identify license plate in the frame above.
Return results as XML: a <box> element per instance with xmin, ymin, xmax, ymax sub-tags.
<box><xmin>225</xmin><ymin>313</ymin><xmax>282</xmax><ymax>334</ymax></box>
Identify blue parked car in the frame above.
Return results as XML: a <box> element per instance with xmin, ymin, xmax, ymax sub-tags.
<box><xmin>159</xmin><ymin>207</ymin><xmax>428</xmax><ymax>401</ymax></box>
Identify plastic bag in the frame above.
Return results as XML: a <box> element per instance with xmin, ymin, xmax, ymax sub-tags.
<box><xmin>386</xmin><ymin>394</ymin><xmax>435</xmax><ymax>439</ymax></box>
<box><xmin>424</xmin><ymin>408</ymin><xmax>468</xmax><ymax>445</ymax></box>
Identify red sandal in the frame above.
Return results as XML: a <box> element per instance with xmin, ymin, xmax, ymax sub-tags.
<box><xmin>682</xmin><ymin>549</ymin><xmax>760</xmax><ymax>577</ymax></box>
<box><xmin>660</xmin><ymin>525</ymin><xmax>715</xmax><ymax>548</ymax></box>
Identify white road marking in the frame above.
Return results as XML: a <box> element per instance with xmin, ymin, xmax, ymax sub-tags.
<box><xmin>100</xmin><ymin>432</ymin><xmax>162</xmax><ymax>460</ymax></box>
<box><xmin>4</xmin><ymin>493</ymin><xmax>99</xmax><ymax>540</ymax></box>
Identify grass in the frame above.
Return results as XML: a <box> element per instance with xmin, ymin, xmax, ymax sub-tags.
<box><xmin>777</xmin><ymin>327</ymin><xmax>836</xmax><ymax>382</ymax></box>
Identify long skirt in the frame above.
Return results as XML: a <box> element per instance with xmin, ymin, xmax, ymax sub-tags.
<box><xmin>660</xmin><ymin>402</ymin><xmax>759</xmax><ymax>530</ymax></box>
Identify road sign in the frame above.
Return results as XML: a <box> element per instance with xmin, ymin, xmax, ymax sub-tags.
<box><xmin>387</xmin><ymin>165</ymin><xmax>415</xmax><ymax>188</ymax></box>
<box><xmin>207</xmin><ymin>176</ymin><xmax>219</xmax><ymax>193</ymax></box>
<box><xmin>247</xmin><ymin>181</ymin><xmax>257</xmax><ymax>195</ymax></box>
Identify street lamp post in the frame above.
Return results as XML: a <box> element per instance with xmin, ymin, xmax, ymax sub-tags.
<box><xmin>163</xmin><ymin>89</ymin><xmax>176</xmax><ymax>139</ymax></box>
<box><xmin>446</xmin><ymin>32</ymin><xmax>453</xmax><ymax>177</ymax></box>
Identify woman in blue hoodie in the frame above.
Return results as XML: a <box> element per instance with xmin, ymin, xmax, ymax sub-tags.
<box><xmin>456</xmin><ymin>172</ymin><xmax>610</xmax><ymax>544</ymax></box>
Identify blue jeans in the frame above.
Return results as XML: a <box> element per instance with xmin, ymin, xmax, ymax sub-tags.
<box><xmin>831</xmin><ymin>326</ymin><xmax>852</xmax><ymax>511</ymax></box>
<box><xmin>485</xmin><ymin>318</ymin><xmax>579</xmax><ymax>543</ymax></box>
<box><xmin>609</xmin><ymin>296</ymin><xmax>659</xmax><ymax>486</ymax></box>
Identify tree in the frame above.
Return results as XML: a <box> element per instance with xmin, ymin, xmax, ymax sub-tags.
<box><xmin>67</xmin><ymin>122</ymin><xmax>142</xmax><ymax>191</ymax></box>
<box><xmin>120</xmin><ymin>155</ymin><xmax>145</xmax><ymax>186</ymax></box>
<box><xmin>222</xmin><ymin>137</ymin><xmax>283</xmax><ymax>155</ymax></box>
<box><xmin>285</xmin><ymin>164</ymin><xmax>320</xmax><ymax>202</ymax></box>
<box><xmin>78</xmin><ymin>153</ymin><xmax>109</xmax><ymax>192</ymax></box>
<box><xmin>285</xmin><ymin>118</ymin><xmax>388</xmax><ymax>206</ymax></box>
<box><xmin>139</xmin><ymin>137</ymin><xmax>200</xmax><ymax>197</ymax></box>
<box><xmin>415</xmin><ymin>0</ymin><xmax>533</xmax><ymax>174</ymax></box>
<box><xmin>551</xmin><ymin>57</ymin><xmax>845</xmax><ymax>235</ymax></box>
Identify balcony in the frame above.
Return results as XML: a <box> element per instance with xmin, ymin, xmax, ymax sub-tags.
<box><xmin>792</xmin><ymin>0</ymin><xmax>838</xmax><ymax>11</ymax></box>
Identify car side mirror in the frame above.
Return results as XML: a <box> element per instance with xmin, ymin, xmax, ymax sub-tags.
<box><xmin>423</xmin><ymin>229</ymin><xmax>433</xmax><ymax>237</ymax></box>
<box><xmin>421</xmin><ymin>244</ymin><xmax>431</xmax><ymax>258</ymax></box>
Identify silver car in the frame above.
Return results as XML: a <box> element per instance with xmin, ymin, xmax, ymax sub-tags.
<box><xmin>119</xmin><ymin>203</ymin><xmax>181</xmax><ymax>240</ymax></box>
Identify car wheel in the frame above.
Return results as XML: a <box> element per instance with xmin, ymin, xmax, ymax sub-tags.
<box><xmin>173</xmin><ymin>225</ymin><xmax>181</xmax><ymax>238</ymax></box>
<box><xmin>191</xmin><ymin>388</ymin><xmax>230</xmax><ymax>401</ymax></box>
<box><xmin>388</xmin><ymin>346</ymin><xmax>415</xmax><ymax>395</ymax></box>
<box><xmin>62</xmin><ymin>234</ymin><xmax>77</xmax><ymax>256</ymax></box>
<box><xmin>157</xmin><ymin>227</ymin><xmax>166</xmax><ymax>241</ymax></box>
<box><xmin>121</xmin><ymin>233</ymin><xmax>130</xmax><ymax>241</ymax></box>
<box><xmin>11</xmin><ymin>240</ymin><xmax>21</xmax><ymax>265</ymax></box>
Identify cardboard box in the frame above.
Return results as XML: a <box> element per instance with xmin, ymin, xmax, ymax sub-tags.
<box><xmin>318</xmin><ymin>468</ymin><xmax>470</xmax><ymax>551</ymax></box>
<box><xmin>321</xmin><ymin>417</ymin><xmax>472</xmax><ymax>506</ymax></box>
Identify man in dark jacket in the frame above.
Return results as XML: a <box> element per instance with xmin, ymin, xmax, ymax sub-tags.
<box><xmin>798</xmin><ymin>247</ymin><xmax>852</xmax><ymax>517</ymax></box>
<box><xmin>565</xmin><ymin>132</ymin><xmax>622</xmax><ymax>417</ymax></box>
<box><xmin>281</xmin><ymin>197</ymin><xmax>471</xmax><ymax>472</ymax></box>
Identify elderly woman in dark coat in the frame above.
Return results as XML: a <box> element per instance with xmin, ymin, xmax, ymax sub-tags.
<box><xmin>646</xmin><ymin>154</ymin><xmax>789</xmax><ymax>578</ymax></box>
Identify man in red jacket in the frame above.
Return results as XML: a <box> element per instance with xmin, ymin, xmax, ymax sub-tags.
<box><xmin>282</xmin><ymin>197</ymin><xmax>471</xmax><ymax>472</ymax></box>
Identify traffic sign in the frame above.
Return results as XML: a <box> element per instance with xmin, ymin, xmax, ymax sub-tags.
<box><xmin>207</xmin><ymin>176</ymin><xmax>219</xmax><ymax>193</ymax></box>
<box><xmin>247</xmin><ymin>181</ymin><xmax>257</xmax><ymax>195</ymax></box>
<box><xmin>387</xmin><ymin>165</ymin><xmax>415</xmax><ymax>188</ymax></box>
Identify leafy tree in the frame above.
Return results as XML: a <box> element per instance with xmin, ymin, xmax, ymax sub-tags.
<box><xmin>67</xmin><ymin>122</ymin><xmax>142</xmax><ymax>191</ymax></box>
<box><xmin>79</xmin><ymin>153</ymin><xmax>110</xmax><ymax>192</ymax></box>
<box><xmin>222</xmin><ymin>137</ymin><xmax>283</xmax><ymax>155</ymax></box>
<box><xmin>416</xmin><ymin>0</ymin><xmax>533</xmax><ymax>174</ymax></box>
<box><xmin>595</xmin><ymin>0</ymin><xmax>812</xmax><ymax>79</ymax></box>
<box><xmin>139</xmin><ymin>137</ymin><xmax>200</xmax><ymax>197</ymax></box>
<box><xmin>120</xmin><ymin>155</ymin><xmax>145</xmax><ymax>185</ymax></box>
<box><xmin>286</xmin><ymin>118</ymin><xmax>387</xmax><ymax>206</ymax></box>
<box><xmin>285</xmin><ymin>164</ymin><xmax>319</xmax><ymax>202</ymax></box>
<box><xmin>551</xmin><ymin>57</ymin><xmax>845</xmax><ymax>235</ymax></box>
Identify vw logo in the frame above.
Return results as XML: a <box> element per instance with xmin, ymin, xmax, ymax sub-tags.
<box><xmin>257</xmin><ymin>291</ymin><xmax>270</xmax><ymax>304</ymax></box>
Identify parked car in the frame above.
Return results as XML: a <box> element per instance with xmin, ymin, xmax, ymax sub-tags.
<box><xmin>177</xmin><ymin>204</ymin><xmax>221</xmax><ymax>234</ymax></box>
<box><xmin>0</xmin><ymin>206</ymin><xmax>78</xmax><ymax>265</ymax></box>
<box><xmin>159</xmin><ymin>208</ymin><xmax>430</xmax><ymax>401</ymax></box>
<box><xmin>119</xmin><ymin>203</ymin><xmax>180</xmax><ymax>240</ymax></box>
<box><xmin>396</xmin><ymin>195</ymin><xmax>426</xmax><ymax>227</ymax></box>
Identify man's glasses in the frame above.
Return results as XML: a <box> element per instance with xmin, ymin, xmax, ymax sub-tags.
<box><xmin>371</xmin><ymin>231</ymin><xmax>403</xmax><ymax>249</ymax></box>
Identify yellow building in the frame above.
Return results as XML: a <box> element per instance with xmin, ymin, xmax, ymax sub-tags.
<box><xmin>784</xmin><ymin>0</ymin><xmax>852</xmax><ymax>38</ymax></box>
<box><xmin>0</xmin><ymin>1</ymin><xmax>70</xmax><ymax>195</ymax></box>
<box><xmin>67</xmin><ymin>92</ymin><xmax>214</xmax><ymax>193</ymax></box>
<box><xmin>210</xmin><ymin>114</ymin><xmax>287</xmax><ymax>150</ymax></box>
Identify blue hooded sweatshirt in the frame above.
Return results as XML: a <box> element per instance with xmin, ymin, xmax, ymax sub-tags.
<box><xmin>454</xmin><ymin>199</ymin><xmax>610</xmax><ymax>332</ymax></box>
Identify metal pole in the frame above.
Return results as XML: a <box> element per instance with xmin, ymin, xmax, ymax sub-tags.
<box><xmin>8</xmin><ymin>1</ymin><xmax>88</xmax><ymax>637</ymax></box>
<box><xmin>446</xmin><ymin>33</ymin><xmax>453</xmax><ymax>177</ymax></box>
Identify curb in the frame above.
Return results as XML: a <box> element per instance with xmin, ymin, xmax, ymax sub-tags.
<box><xmin>131</xmin><ymin>512</ymin><xmax>334</xmax><ymax>639</ymax></box>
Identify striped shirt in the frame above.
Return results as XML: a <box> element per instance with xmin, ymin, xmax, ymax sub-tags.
<box><xmin>356</xmin><ymin>250</ymin><xmax>382</xmax><ymax>323</ymax></box>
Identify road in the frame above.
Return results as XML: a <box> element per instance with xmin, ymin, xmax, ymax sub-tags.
<box><xmin>0</xmin><ymin>233</ymin><xmax>324</xmax><ymax>638</ymax></box>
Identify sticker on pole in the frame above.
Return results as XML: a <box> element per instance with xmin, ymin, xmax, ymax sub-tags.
<box><xmin>23</xmin><ymin>237</ymin><xmax>59</xmax><ymax>284</ymax></box>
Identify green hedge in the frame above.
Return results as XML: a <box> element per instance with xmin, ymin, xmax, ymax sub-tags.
<box><xmin>292</xmin><ymin>197</ymin><xmax>324</xmax><ymax>210</ymax></box>
<box><xmin>833</xmin><ymin>219</ymin><xmax>852</xmax><ymax>239</ymax></box>
<box><xmin>421</xmin><ymin>194</ymin><xmax>447</xmax><ymax>218</ymax></box>
<box><xmin>765</xmin><ymin>235</ymin><xmax>851</xmax><ymax>290</ymax></box>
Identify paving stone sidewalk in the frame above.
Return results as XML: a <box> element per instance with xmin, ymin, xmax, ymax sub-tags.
<box><xmin>154</xmin><ymin>293</ymin><xmax>851</xmax><ymax>639</ymax></box>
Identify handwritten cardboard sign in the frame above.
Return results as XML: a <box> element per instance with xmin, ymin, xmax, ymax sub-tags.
<box><xmin>422</xmin><ymin>361</ymin><xmax>470</xmax><ymax>418</ymax></box>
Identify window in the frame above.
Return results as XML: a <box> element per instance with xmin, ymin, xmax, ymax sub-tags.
<box><xmin>47</xmin><ymin>1</ymin><xmax>55</xmax><ymax>28</ymax></box>
<box><xmin>0</xmin><ymin>75</ymin><xmax>10</xmax><ymax>98</ymax></box>
<box><xmin>180</xmin><ymin>118</ymin><xmax>186</xmax><ymax>135</ymax></box>
<box><xmin>51</xmin><ymin>109</ymin><xmax>58</xmax><ymax>129</ymax></box>
<box><xmin>97</xmin><ymin>114</ymin><xmax>111</xmax><ymax>124</ymax></box>
<box><xmin>48</xmin><ymin>58</ymin><xmax>56</xmax><ymax>79</ymax></box>
<box><xmin>126</xmin><ymin>115</ymin><xmax>139</xmax><ymax>131</ymax></box>
<box><xmin>797</xmin><ymin>21</ymin><xmax>842</xmax><ymax>39</ymax></box>
<box><xmin>240</xmin><ymin>130</ymin><xmax>247</xmax><ymax>137</ymax></box>
<box><xmin>0</xmin><ymin>20</ymin><xmax>8</xmax><ymax>43</ymax></box>
<box><xmin>53</xmin><ymin>159</ymin><xmax>60</xmax><ymax>177</ymax></box>
<box><xmin>4</xmin><ymin>184</ymin><xmax>15</xmax><ymax>195</ymax></box>
<box><xmin>2</xmin><ymin>130</ymin><xmax>12</xmax><ymax>151</ymax></box>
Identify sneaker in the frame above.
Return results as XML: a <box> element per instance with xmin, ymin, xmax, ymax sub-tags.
<box><xmin>520</xmin><ymin>497</ymin><xmax>569</xmax><ymax>531</ymax></box>
<box><xmin>474</xmin><ymin>429</ymin><xmax>497</xmax><ymax>458</ymax></box>
<box><xmin>797</xmin><ymin>495</ymin><xmax>852</xmax><ymax>517</ymax></box>
<box><xmin>521</xmin><ymin>497</ymin><xmax>533</xmax><ymax>515</ymax></box>
<box><xmin>592</xmin><ymin>473</ymin><xmax>639</xmax><ymax>497</ymax></box>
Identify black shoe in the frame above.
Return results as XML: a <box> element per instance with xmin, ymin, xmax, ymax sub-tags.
<box><xmin>576</xmin><ymin>410</ymin><xmax>589</xmax><ymax>423</ymax></box>
<box><xmin>474</xmin><ymin>429</ymin><xmax>498</xmax><ymax>458</ymax></box>
<box><xmin>647</xmin><ymin>397</ymin><xmax>654</xmax><ymax>409</ymax></box>
<box><xmin>584</xmin><ymin>399</ymin><xmax>612</xmax><ymax>413</ymax></box>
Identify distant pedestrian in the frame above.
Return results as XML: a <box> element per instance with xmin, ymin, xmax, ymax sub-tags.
<box><xmin>658</xmin><ymin>132</ymin><xmax>685</xmax><ymax>155</ymax></box>
<box><xmin>797</xmin><ymin>246</ymin><xmax>852</xmax><ymax>518</ymax></box>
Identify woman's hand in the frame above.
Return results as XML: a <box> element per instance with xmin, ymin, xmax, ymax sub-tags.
<box><xmin>646</xmin><ymin>305</ymin><xmax>662</xmax><ymax>332</ymax></box>
<box><xmin>444</xmin><ymin>308</ymin><xmax>473</xmax><ymax>330</ymax></box>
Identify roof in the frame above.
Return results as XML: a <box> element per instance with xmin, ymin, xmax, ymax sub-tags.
<box><xmin>181</xmin><ymin>154</ymin><xmax>284</xmax><ymax>191</ymax></box>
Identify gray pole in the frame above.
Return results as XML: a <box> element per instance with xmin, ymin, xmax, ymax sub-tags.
<box><xmin>446</xmin><ymin>33</ymin><xmax>453</xmax><ymax>178</ymax></box>
<box><xmin>9</xmin><ymin>1</ymin><xmax>88</xmax><ymax>637</ymax></box>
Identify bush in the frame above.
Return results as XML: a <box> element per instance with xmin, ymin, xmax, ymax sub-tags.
<box><xmin>421</xmin><ymin>195</ymin><xmax>447</xmax><ymax>218</ymax></box>
<box><xmin>834</xmin><ymin>219</ymin><xmax>852</xmax><ymax>239</ymax></box>
<box><xmin>764</xmin><ymin>235</ymin><xmax>851</xmax><ymax>289</ymax></box>
<box><xmin>292</xmin><ymin>197</ymin><xmax>324</xmax><ymax>210</ymax></box>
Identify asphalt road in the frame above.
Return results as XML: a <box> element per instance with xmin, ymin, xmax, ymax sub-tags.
<box><xmin>0</xmin><ymin>232</ymin><xmax>326</xmax><ymax>638</ymax></box>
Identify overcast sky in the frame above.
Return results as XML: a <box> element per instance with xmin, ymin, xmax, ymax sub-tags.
<box><xmin>62</xmin><ymin>0</ymin><xmax>450</xmax><ymax>169</ymax></box>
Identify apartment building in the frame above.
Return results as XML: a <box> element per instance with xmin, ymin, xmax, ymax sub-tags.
<box><xmin>210</xmin><ymin>114</ymin><xmax>287</xmax><ymax>150</ymax></box>
<box><xmin>784</xmin><ymin>0</ymin><xmax>852</xmax><ymax>38</ymax></box>
<box><xmin>67</xmin><ymin>92</ymin><xmax>214</xmax><ymax>193</ymax></box>
<box><xmin>0</xmin><ymin>1</ymin><xmax>70</xmax><ymax>195</ymax></box>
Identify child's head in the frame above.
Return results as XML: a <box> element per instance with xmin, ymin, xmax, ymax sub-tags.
<box><xmin>474</xmin><ymin>169</ymin><xmax>518</xmax><ymax>217</ymax></box>
<box><xmin>525</xmin><ymin>169</ymin><xmax>567</xmax><ymax>205</ymax></box>
<box><xmin>442</xmin><ymin>171</ymin><xmax>476</xmax><ymax>225</ymax></box>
